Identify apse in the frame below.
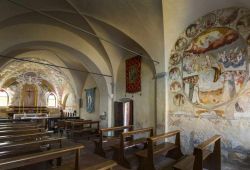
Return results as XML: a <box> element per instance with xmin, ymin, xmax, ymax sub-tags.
<box><xmin>0</xmin><ymin>57</ymin><xmax>76</xmax><ymax>116</ymax></box>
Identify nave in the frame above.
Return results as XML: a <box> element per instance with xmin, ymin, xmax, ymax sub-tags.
<box><xmin>0</xmin><ymin>0</ymin><xmax>250</xmax><ymax>169</ymax></box>
<box><xmin>0</xmin><ymin>119</ymin><xmax>242</xmax><ymax>170</ymax></box>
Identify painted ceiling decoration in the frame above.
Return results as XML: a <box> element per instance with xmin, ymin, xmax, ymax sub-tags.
<box><xmin>169</xmin><ymin>7</ymin><xmax>250</xmax><ymax>115</ymax></box>
<box><xmin>0</xmin><ymin>58</ymin><xmax>75</xmax><ymax>107</ymax></box>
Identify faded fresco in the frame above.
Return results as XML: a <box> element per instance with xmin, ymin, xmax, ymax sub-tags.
<box><xmin>0</xmin><ymin>58</ymin><xmax>76</xmax><ymax>111</ymax></box>
<box><xmin>168</xmin><ymin>8</ymin><xmax>250</xmax><ymax>166</ymax></box>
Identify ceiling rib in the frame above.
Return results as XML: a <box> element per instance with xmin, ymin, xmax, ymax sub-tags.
<box><xmin>0</xmin><ymin>54</ymin><xmax>112</xmax><ymax>77</ymax></box>
<box><xmin>7</xmin><ymin>0</ymin><xmax>160</xmax><ymax>64</ymax></box>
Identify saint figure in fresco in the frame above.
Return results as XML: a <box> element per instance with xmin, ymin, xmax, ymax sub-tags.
<box><xmin>192</xmin><ymin>84</ymin><xmax>200</xmax><ymax>104</ymax></box>
<box><xmin>223</xmin><ymin>72</ymin><xmax>236</xmax><ymax>101</ymax></box>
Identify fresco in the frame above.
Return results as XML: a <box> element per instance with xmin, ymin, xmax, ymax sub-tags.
<box><xmin>168</xmin><ymin>8</ymin><xmax>250</xmax><ymax>166</ymax></box>
<box><xmin>0</xmin><ymin>58</ymin><xmax>76</xmax><ymax>109</ymax></box>
<box><xmin>169</xmin><ymin>8</ymin><xmax>249</xmax><ymax>110</ymax></box>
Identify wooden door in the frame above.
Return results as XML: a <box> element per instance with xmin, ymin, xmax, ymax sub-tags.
<box><xmin>114</xmin><ymin>101</ymin><xmax>124</xmax><ymax>127</ymax></box>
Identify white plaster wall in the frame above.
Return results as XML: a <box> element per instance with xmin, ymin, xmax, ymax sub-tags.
<box><xmin>65</xmin><ymin>93</ymin><xmax>76</xmax><ymax>110</ymax></box>
<box><xmin>80</xmin><ymin>75</ymin><xmax>100</xmax><ymax>121</ymax></box>
<box><xmin>116</xmin><ymin>59</ymin><xmax>155</xmax><ymax>129</ymax></box>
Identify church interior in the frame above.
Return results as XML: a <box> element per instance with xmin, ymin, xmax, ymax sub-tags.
<box><xmin>0</xmin><ymin>0</ymin><xmax>249</xmax><ymax>169</ymax></box>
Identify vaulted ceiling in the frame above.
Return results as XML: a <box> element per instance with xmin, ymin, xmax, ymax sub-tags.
<box><xmin>0</xmin><ymin>0</ymin><xmax>163</xmax><ymax>99</ymax></box>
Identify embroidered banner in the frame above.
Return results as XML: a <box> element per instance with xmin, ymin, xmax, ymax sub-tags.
<box><xmin>126</xmin><ymin>56</ymin><xmax>141</xmax><ymax>93</ymax></box>
<box><xmin>86</xmin><ymin>88</ymin><xmax>95</xmax><ymax>113</ymax></box>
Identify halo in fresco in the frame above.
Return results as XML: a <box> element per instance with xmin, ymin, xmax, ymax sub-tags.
<box><xmin>169</xmin><ymin>7</ymin><xmax>250</xmax><ymax>110</ymax></box>
<box><xmin>186</xmin><ymin>24</ymin><xmax>200</xmax><ymax>38</ymax></box>
<box><xmin>173</xmin><ymin>94</ymin><xmax>185</xmax><ymax>106</ymax></box>
<box><xmin>170</xmin><ymin>81</ymin><xmax>182</xmax><ymax>93</ymax></box>
<box><xmin>170</xmin><ymin>53</ymin><xmax>181</xmax><ymax>65</ymax></box>
<box><xmin>175</xmin><ymin>37</ymin><xmax>188</xmax><ymax>51</ymax></box>
<box><xmin>201</xmin><ymin>13</ymin><xmax>216</xmax><ymax>29</ymax></box>
<box><xmin>169</xmin><ymin>67</ymin><xmax>181</xmax><ymax>81</ymax></box>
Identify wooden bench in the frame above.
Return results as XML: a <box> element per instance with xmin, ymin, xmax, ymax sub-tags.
<box><xmin>135</xmin><ymin>130</ymin><xmax>183</xmax><ymax>170</ymax></box>
<box><xmin>0</xmin><ymin>123</ymin><xmax>40</xmax><ymax>127</ymax></box>
<box><xmin>0</xmin><ymin>125</ymin><xmax>40</xmax><ymax>131</ymax></box>
<box><xmin>70</xmin><ymin>121</ymin><xmax>100</xmax><ymax>139</ymax></box>
<box><xmin>64</xmin><ymin>120</ymin><xmax>91</xmax><ymax>136</ymax></box>
<box><xmin>0</xmin><ymin>137</ymin><xmax>64</xmax><ymax>159</ymax></box>
<box><xmin>0</xmin><ymin>144</ymin><xmax>84</xmax><ymax>170</ymax></box>
<box><xmin>0</xmin><ymin>137</ymin><xmax>63</xmax><ymax>150</ymax></box>
<box><xmin>84</xmin><ymin>160</ymin><xmax>117</xmax><ymax>170</ymax></box>
<box><xmin>0</xmin><ymin>132</ymin><xmax>52</xmax><ymax>142</ymax></box>
<box><xmin>173</xmin><ymin>135</ymin><xmax>221</xmax><ymax>170</ymax></box>
<box><xmin>55</xmin><ymin>159</ymin><xmax>117</xmax><ymax>170</ymax></box>
<box><xmin>112</xmin><ymin>127</ymin><xmax>154</xmax><ymax>168</ymax></box>
<box><xmin>94</xmin><ymin>125</ymin><xmax>133</xmax><ymax>157</ymax></box>
<box><xmin>0</xmin><ymin>128</ymin><xmax>44</xmax><ymax>136</ymax></box>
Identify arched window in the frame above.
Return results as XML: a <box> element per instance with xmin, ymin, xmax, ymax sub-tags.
<box><xmin>47</xmin><ymin>93</ymin><xmax>57</xmax><ymax>107</ymax></box>
<box><xmin>0</xmin><ymin>90</ymin><xmax>8</xmax><ymax>107</ymax></box>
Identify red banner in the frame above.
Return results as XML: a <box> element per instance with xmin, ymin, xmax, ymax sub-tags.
<box><xmin>126</xmin><ymin>56</ymin><xmax>141</xmax><ymax>93</ymax></box>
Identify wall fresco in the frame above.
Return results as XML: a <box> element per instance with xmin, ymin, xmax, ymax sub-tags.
<box><xmin>0</xmin><ymin>58</ymin><xmax>76</xmax><ymax>111</ymax></box>
<box><xmin>168</xmin><ymin>7</ymin><xmax>250</xmax><ymax>166</ymax></box>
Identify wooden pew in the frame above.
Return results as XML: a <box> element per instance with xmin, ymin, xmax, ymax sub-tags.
<box><xmin>173</xmin><ymin>135</ymin><xmax>221</xmax><ymax>170</ymax></box>
<box><xmin>0</xmin><ymin>137</ymin><xmax>63</xmax><ymax>150</ymax></box>
<box><xmin>55</xmin><ymin>159</ymin><xmax>117</xmax><ymax>170</ymax></box>
<box><xmin>135</xmin><ymin>130</ymin><xmax>183</xmax><ymax>170</ymax></box>
<box><xmin>112</xmin><ymin>127</ymin><xmax>154</xmax><ymax>168</ymax></box>
<box><xmin>0</xmin><ymin>125</ymin><xmax>40</xmax><ymax>131</ymax></box>
<box><xmin>64</xmin><ymin>120</ymin><xmax>91</xmax><ymax>136</ymax></box>
<box><xmin>0</xmin><ymin>128</ymin><xmax>44</xmax><ymax>136</ymax></box>
<box><xmin>94</xmin><ymin>125</ymin><xmax>133</xmax><ymax>157</ymax></box>
<box><xmin>0</xmin><ymin>137</ymin><xmax>64</xmax><ymax>159</ymax></box>
<box><xmin>0</xmin><ymin>144</ymin><xmax>84</xmax><ymax>170</ymax></box>
<box><xmin>0</xmin><ymin>123</ymin><xmax>40</xmax><ymax>127</ymax></box>
<box><xmin>0</xmin><ymin>132</ymin><xmax>51</xmax><ymax>142</ymax></box>
<box><xmin>84</xmin><ymin>160</ymin><xmax>117</xmax><ymax>170</ymax></box>
<box><xmin>71</xmin><ymin>121</ymin><xmax>99</xmax><ymax>139</ymax></box>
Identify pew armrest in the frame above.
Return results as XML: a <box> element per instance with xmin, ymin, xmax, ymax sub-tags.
<box><xmin>197</xmin><ymin>135</ymin><xmax>221</xmax><ymax>150</ymax></box>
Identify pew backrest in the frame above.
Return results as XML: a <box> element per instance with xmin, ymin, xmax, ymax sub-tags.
<box><xmin>0</xmin><ymin>144</ymin><xmax>84</xmax><ymax>170</ymax></box>
<box><xmin>0</xmin><ymin>128</ymin><xmax>44</xmax><ymax>136</ymax></box>
<box><xmin>193</xmin><ymin>135</ymin><xmax>221</xmax><ymax>170</ymax></box>
<box><xmin>100</xmin><ymin>125</ymin><xmax>133</xmax><ymax>143</ymax></box>
<box><xmin>147</xmin><ymin>130</ymin><xmax>181</xmax><ymax>160</ymax></box>
<box><xmin>173</xmin><ymin>135</ymin><xmax>221</xmax><ymax>170</ymax></box>
<box><xmin>121</xmin><ymin>127</ymin><xmax>154</xmax><ymax>149</ymax></box>
<box><xmin>0</xmin><ymin>132</ymin><xmax>51</xmax><ymax>142</ymax></box>
<box><xmin>0</xmin><ymin>137</ymin><xmax>64</xmax><ymax>151</ymax></box>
